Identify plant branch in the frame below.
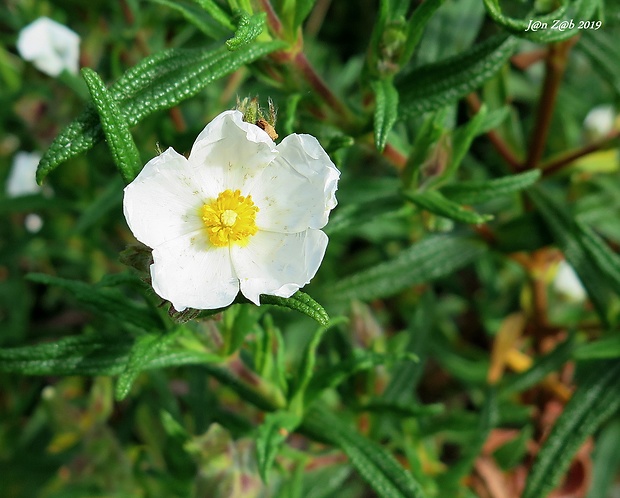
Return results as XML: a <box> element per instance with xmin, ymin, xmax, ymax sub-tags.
<box><xmin>541</xmin><ymin>130</ymin><xmax>620</xmax><ymax>177</ymax></box>
<box><xmin>523</xmin><ymin>39</ymin><xmax>576</xmax><ymax>170</ymax></box>
<box><xmin>292</xmin><ymin>51</ymin><xmax>356</xmax><ymax>128</ymax></box>
<box><xmin>256</xmin><ymin>0</ymin><xmax>285</xmax><ymax>38</ymax></box>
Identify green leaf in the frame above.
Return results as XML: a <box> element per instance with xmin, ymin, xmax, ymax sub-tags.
<box><xmin>397</xmin><ymin>35</ymin><xmax>517</xmax><ymax>117</ymax></box>
<box><xmin>191</xmin><ymin>0</ymin><xmax>235</xmax><ymax>31</ymax></box>
<box><xmin>371</xmin><ymin>79</ymin><xmax>399</xmax><ymax>152</ymax></box>
<box><xmin>523</xmin><ymin>360</ymin><xmax>620</xmax><ymax>498</ymax></box>
<box><xmin>441</xmin><ymin>170</ymin><xmax>541</xmax><ymax>204</ymax></box>
<box><xmin>441</xmin><ymin>389</ymin><xmax>497</xmax><ymax>486</ymax></box>
<box><xmin>0</xmin><ymin>334</ymin><xmax>222</xmax><ymax>377</ymax></box>
<box><xmin>404</xmin><ymin>190</ymin><xmax>493</xmax><ymax>224</ymax></box>
<box><xmin>574</xmin><ymin>335</ymin><xmax>620</xmax><ymax>360</ymax></box>
<box><xmin>149</xmin><ymin>0</ymin><xmax>233</xmax><ymax>39</ymax></box>
<box><xmin>294</xmin><ymin>0</ymin><xmax>317</xmax><ymax>29</ymax></box>
<box><xmin>483</xmin><ymin>0</ymin><xmax>599</xmax><ymax>43</ymax></box>
<box><xmin>574</xmin><ymin>218</ymin><xmax>620</xmax><ymax>296</ymax></box>
<box><xmin>0</xmin><ymin>334</ymin><xmax>134</xmax><ymax>376</ymax></box>
<box><xmin>115</xmin><ymin>330</ymin><xmax>182</xmax><ymax>400</ymax></box>
<box><xmin>260</xmin><ymin>291</ymin><xmax>330</xmax><ymax>326</ymax></box>
<box><xmin>328</xmin><ymin>235</ymin><xmax>487</xmax><ymax>302</ymax></box>
<box><xmin>37</xmin><ymin>41</ymin><xmax>285</xmax><ymax>183</ymax></box>
<box><xmin>501</xmin><ymin>336</ymin><xmax>576</xmax><ymax>396</ymax></box>
<box><xmin>226</xmin><ymin>11</ymin><xmax>266</xmax><ymax>51</ymax></box>
<box><xmin>579</xmin><ymin>31</ymin><xmax>620</xmax><ymax>96</ymax></box>
<box><xmin>302</xmin><ymin>406</ymin><xmax>427</xmax><ymax>498</ymax></box>
<box><xmin>81</xmin><ymin>68</ymin><xmax>141</xmax><ymax>183</ymax></box>
<box><xmin>528</xmin><ymin>186</ymin><xmax>620</xmax><ymax>325</ymax></box>
<box><xmin>325</xmin><ymin>193</ymin><xmax>405</xmax><ymax>235</ymax></box>
<box><xmin>427</xmin><ymin>105</ymin><xmax>489</xmax><ymax>187</ymax></box>
<box><xmin>256</xmin><ymin>411</ymin><xmax>302</xmax><ymax>482</ymax></box>
<box><xmin>399</xmin><ymin>0</ymin><xmax>446</xmax><ymax>65</ymax></box>
<box><xmin>26</xmin><ymin>273</ymin><xmax>162</xmax><ymax>331</ymax></box>
<box><xmin>307</xmin><ymin>350</ymin><xmax>417</xmax><ymax>400</ymax></box>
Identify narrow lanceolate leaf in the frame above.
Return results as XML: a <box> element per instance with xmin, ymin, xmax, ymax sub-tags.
<box><xmin>404</xmin><ymin>190</ymin><xmax>493</xmax><ymax>224</ymax></box>
<box><xmin>579</xmin><ymin>31</ymin><xmax>620</xmax><ymax>96</ymax></box>
<box><xmin>483</xmin><ymin>0</ymin><xmax>598</xmax><ymax>44</ymax></box>
<box><xmin>371</xmin><ymin>79</ymin><xmax>399</xmax><ymax>152</ymax></box>
<box><xmin>115</xmin><ymin>329</ymin><xmax>182</xmax><ymax>400</ymax></box>
<box><xmin>81</xmin><ymin>68</ymin><xmax>141</xmax><ymax>183</ymax></box>
<box><xmin>26</xmin><ymin>273</ymin><xmax>162</xmax><ymax>331</ymax></box>
<box><xmin>528</xmin><ymin>186</ymin><xmax>619</xmax><ymax>325</ymax></box>
<box><xmin>260</xmin><ymin>291</ymin><xmax>330</xmax><ymax>326</ymax></box>
<box><xmin>256</xmin><ymin>411</ymin><xmax>302</xmax><ymax>483</ymax></box>
<box><xmin>191</xmin><ymin>0</ymin><xmax>235</xmax><ymax>31</ymax></box>
<box><xmin>575</xmin><ymin>219</ymin><xmax>620</xmax><ymax>296</ymax></box>
<box><xmin>307</xmin><ymin>351</ymin><xmax>417</xmax><ymax>401</ymax></box>
<box><xmin>523</xmin><ymin>360</ymin><xmax>620</xmax><ymax>498</ymax></box>
<box><xmin>436</xmin><ymin>105</ymin><xmax>488</xmax><ymax>185</ymax></box>
<box><xmin>226</xmin><ymin>11</ymin><xmax>266</xmax><ymax>51</ymax></box>
<box><xmin>399</xmin><ymin>0</ymin><xmax>446</xmax><ymax>65</ymax></box>
<box><xmin>150</xmin><ymin>0</ymin><xmax>233</xmax><ymax>39</ymax></box>
<box><xmin>329</xmin><ymin>235</ymin><xmax>487</xmax><ymax>302</ymax></box>
<box><xmin>0</xmin><ymin>334</ymin><xmax>222</xmax><ymax>377</ymax></box>
<box><xmin>294</xmin><ymin>0</ymin><xmax>317</xmax><ymax>29</ymax></box>
<box><xmin>441</xmin><ymin>170</ymin><xmax>541</xmax><ymax>204</ymax></box>
<box><xmin>397</xmin><ymin>35</ymin><xmax>517</xmax><ymax>117</ymax></box>
<box><xmin>37</xmin><ymin>41</ymin><xmax>285</xmax><ymax>183</ymax></box>
<box><xmin>302</xmin><ymin>407</ymin><xmax>427</xmax><ymax>498</ymax></box>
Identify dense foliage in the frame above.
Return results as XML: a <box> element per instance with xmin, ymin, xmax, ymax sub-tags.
<box><xmin>2</xmin><ymin>0</ymin><xmax>620</xmax><ymax>496</ymax></box>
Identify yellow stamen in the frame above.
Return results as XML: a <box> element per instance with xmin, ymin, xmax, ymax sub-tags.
<box><xmin>201</xmin><ymin>189</ymin><xmax>259</xmax><ymax>247</ymax></box>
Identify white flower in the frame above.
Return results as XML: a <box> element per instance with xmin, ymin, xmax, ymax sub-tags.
<box><xmin>583</xmin><ymin>105</ymin><xmax>616</xmax><ymax>139</ymax></box>
<box><xmin>6</xmin><ymin>151</ymin><xmax>42</xmax><ymax>197</ymax></box>
<box><xmin>123</xmin><ymin>110</ymin><xmax>340</xmax><ymax>311</ymax></box>
<box><xmin>553</xmin><ymin>260</ymin><xmax>586</xmax><ymax>302</ymax></box>
<box><xmin>17</xmin><ymin>17</ymin><xmax>80</xmax><ymax>77</ymax></box>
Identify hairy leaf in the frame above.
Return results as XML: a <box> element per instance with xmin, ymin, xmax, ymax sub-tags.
<box><xmin>404</xmin><ymin>190</ymin><xmax>493</xmax><ymax>224</ymax></box>
<box><xmin>37</xmin><ymin>41</ymin><xmax>285</xmax><ymax>183</ymax></box>
<box><xmin>226</xmin><ymin>11</ymin><xmax>266</xmax><ymax>50</ymax></box>
<box><xmin>483</xmin><ymin>0</ymin><xmax>599</xmax><ymax>43</ymax></box>
<box><xmin>372</xmin><ymin>78</ymin><xmax>399</xmax><ymax>152</ymax></box>
<box><xmin>26</xmin><ymin>273</ymin><xmax>162</xmax><ymax>331</ymax></box>
<box><xmin>441</xmin><ymin>170</ymin><xmax>541</xmax><ymax>204</ymax></box>
<box><xmin>260</xmin><ymin>291</ymin><xmax>330</xmax><ymax>326</ymax></box>
<box><xmin>529</xmin><ymin>186</ymin><xmax>620</xmax><ymax>325</ymax></box>
<box><xmin>256</xmin><ymin>411</ymin><xmax>302</xmax><ymax>482</ymax></box>
<box><xmin>523</xmin><ymin>360</ymin><xmax>620</xmax><ymax>498</ymax></box>
<box><xmin>150</xmin><ymin>0</ymin><xmax>233</xmax><ymax>39</ymax></box>
<box><xmin>81</xmin><ymin>68</ymin><xmax>141</xmax><ymax>183</ymax></box>
<box><xmin>397</xmin><ymin>35</ymin><xmax>517</xmax><ymax>117</ymax></box>
<box><xmin>302</xmin><ymin>406</ymin><xmax>427</xmax><ymax>498</ymax></box>
<box><xmin>399</xmin><ymin>0</ymin><xmax>446</xmax><ymax>65</ymax></box>
<box><xmin>329</xmin><ymin>235</ymin><xmax>487</xmax><ymax>302</ymax></box>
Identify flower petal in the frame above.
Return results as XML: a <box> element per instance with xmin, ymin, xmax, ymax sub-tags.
<box><xmin>231</xmin><ymin>229</ymin><xmax>328</xmax><ymax>305</ymax></box>
<box><xmin>251</xmin><ymin>134</ymin><xmax>340</xmax><ymax>233</ymax></box>
<box><xmin>189</xmin><ymin>110</ymin><xmax>278</xmax><ymax>196</ymax></box>
<box><xmin>7</xmin><ymin>151</ymin><xmax>42</xmax><ymax>197</ymax></box>
<box><xmin>151</xmin><ymin>232</ymin><xmax>239</xmax><ymax>311</ymax></box>
<box><xmin>123</xmin><ymin>147</ymin><xmax>206</xmax><ymax>248</ymax></box>
<box><xmin>17</xmin><ymin>17</ymin><xmax>80</xmax><ymax>77</ymax></box>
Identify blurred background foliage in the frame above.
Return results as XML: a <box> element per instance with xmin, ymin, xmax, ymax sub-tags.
<box><xmin>2</xmin><ymin>0</ymin><xmax>620</xmax><ymax>497</ymax></box>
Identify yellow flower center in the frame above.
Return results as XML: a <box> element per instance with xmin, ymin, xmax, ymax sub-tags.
<box><xmin>201</xmin><ymin>189</ymin><xmax>259</xmax><ymax>247</ymax></box>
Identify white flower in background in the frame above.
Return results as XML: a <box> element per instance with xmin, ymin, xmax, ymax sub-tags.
<box><xmin>583</xmin><ymin>105</ymin><xmax>616</xmax><ymax>138</ymax></box>
<box><xmin>6</xmin><ymin>151</ymin><xmax>42</xmax><ymax>197</ymax></box>
<box><xmin>17</xmin><ymin>17</ymin><xmax>80</xmax><ymax>77</ymax></box>
<box><xmin>553</xmin><ymin>260</ymin><xmax>586</xmax><ymax>302</ymax></box>
<box><xmin>123</xmin><ymin>110</ymin><xmax>340</xmax><ymax>311</ymax></box>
